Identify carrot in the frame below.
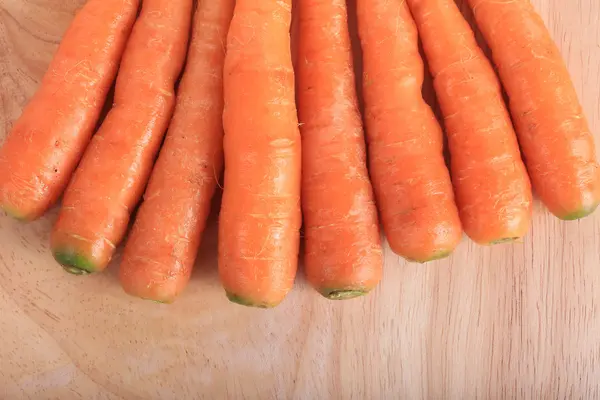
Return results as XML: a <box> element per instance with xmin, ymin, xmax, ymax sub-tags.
<box><xmin>119</xmin><ymin>0</ymin><xmax>235</xmax><ymax>303</ymax></box>
<box><xmin>356</xmin><ymin>0</ymin><xmax>463</xmax><ymax>262</ymax></box>
<box><xmin>466</xmin><ymin>0</ymin><xmax>600</xmax><ymax>220</ymax></box>
<box><xmin>406</xmin><ymin>0</ymin><xmax>533</xmax><ymax>245</ymax></box>
<box><xmin>0</xmin><ymin>0</ymin><xmax>140</xmax><ymax>221</ymax></box>
<box><xmin>219</xmin><ymin>0</ymin><xmax>302</xmax><ymax>308</ymax></box>
<box><xmin>50</xmin><ymin>0</ymin><xmax>193</xmax><ymax>274</ymax></box>
<box><xmin>295</xmin><ymin>0</ymin><xmax>382</xmax><ymax>298</ymax></box>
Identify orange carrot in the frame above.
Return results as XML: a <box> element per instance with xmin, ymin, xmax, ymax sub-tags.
<box><xmin>219</xmin><ymin>0</ymin><xmax>302</xmax><ymax>308</ymax></box>
<box><xmin>467</xmin><ymin>0</ymin><xmax>600</xmax><ymax>220</ymax></box>
<box><xmin>119</xmin><ymin>0</ymin><xmax>235</xmax><ymax>303</ymax></box>
<box><xmin>295</xmin><ymin>0</ymin><xmax>382</xmax><ymax>298</ymax></box>
<box><xmin>356</xmin><ymin>0</ymin><xmax>463</xmax><ymax>262</ymax></box>
<box><xmin>51</xmin><ymin>0</ymin><xmax>193</xmax><ymax>274</ymax></box>
<box><xmin>0</xmin><ymin>0</ymin><xmax>139</xmax><ymax>221</ymax></box>
<box><xmin>406</xmin><ymin>0</ymin><xmax>533</xmax><ymax>245</ymax></box>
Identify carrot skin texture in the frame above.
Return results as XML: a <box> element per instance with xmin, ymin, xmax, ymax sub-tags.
<box><xmin>356</xmin><ymin>0</ymin><xmax>463</xmax><ymax>261</ymax></box>
<box><xmin>119</xmin><ymin>0</ymin><xmax>235</xmax><ymax>303</ymax></box>
<box><xmin>51</xmin><ymin>0</ymin><xmax>193</xmax><ymax>273</ymax></box>
<box><xmin>219</xmin><ymin>0</ymin><xmax>302</xmax><ymax>308</ymax></box>
<box><xmin>296</xmin><ymin>0</ymin><xmax>382</xmax><ymax>297</ymax></box>
<box><xmin>467</xmin><ymin>0</ymin><xmax>600</xmax><ymax>219</ymax></box>
<box><xmin>407</xmin><ymin>0</ymin><xmax>533</xmax><ymax>245</ymax></box>
<box><xmin>0</xmin><ymin>0</ymin><xmax>139</xmax><ymax>221</ymax></box>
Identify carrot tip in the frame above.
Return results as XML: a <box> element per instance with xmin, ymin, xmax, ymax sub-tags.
<box><xmin>320</xmin><ymin>289</ymin><xmax>369</xmax><ymax>300</ymax></box>
<box><xmin>225</xmin><ymin>292</ymin><xmax>277</xmax><ymax>308</ymax></box>
<box><xmin>407</xmin><ymin>250</ymin><xmax>453</xmax><ymax>264</ymax></box>
<box><xmin>122</xmin><ymin>289</ymin><xmax>175</xmax><ymax>304</ymax></box>
<box><xmin>489</xmin><ymin>237</ymin><xmax>521</xmax><ymax>245</ymax></box>
<box><xmin>63</xmin><ymin>265</ymin><xmax>92</xmax><ymax>275</ymax></box>
<box><xmin>559</xmin><ymin>204</ymin><xmax>599</xmax><ymax>221</ymax></box>
<box><xmin>2</xmin><ymin>205</ymin><xmax>30</xmax><ymax>222</ymax></box>
<box><xmin>53</xmin><ymin>250</ymin><xmax>99</xmax><ymax>275</ymax></box>
<box><xmin>145</xmin><ymin>298</ymin><xmax>173</xmax><ymax>305</ymax></box>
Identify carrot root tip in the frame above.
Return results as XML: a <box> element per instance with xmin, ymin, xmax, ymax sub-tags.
<box><xmin>320</xmin><ymin>289</ymin><xmax>369</xmax><ymax>300</ymax></box>
<box><xmin>225</xmin><ymin>292</ymin><xmax>277</xmax><ymax>309</ymax></box>
<box><xmin>53</xmin><ymin>250</ymin><xmax>99</xmax><ymax>275</ymax></box>
<box><xmin>489</xmin><ymin>237</ymin><xmax>521</xmax><ymax>245</ymax></box>
<box><xmin>2</xmin><ymin>205</ymin><xmax>30</xmax><ymax>222</ymax></box>
<box><xmin>122</xmin><ymin>290</ymin><xmax>175</xmax><ymax>304</ymax></box>
<box><xmin>63</xmin><ymin>266</ymin><xmax>92</xmax><ymax>275</ymax></box>
<box><xmin>148</xmin><ymin>298</ymin><xmax>172</xmax><ymax>305</ymax></box>
<box><xmin>559</xmin><ymin>204</ymin><xmax>599</xmax><ymax>221</ymax></box>
<box><xmin>406</xmin><ymin>250</ymin><xmax>453</xmax><ymax>264</ymax></box>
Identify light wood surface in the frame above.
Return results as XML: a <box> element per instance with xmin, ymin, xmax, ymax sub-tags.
<box><xmin>1</xmin><ymin>0</ymin><xmax>599</xmax><ymax>398</ymax></box>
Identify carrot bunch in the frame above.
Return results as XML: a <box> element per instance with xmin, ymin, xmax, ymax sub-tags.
<box><xmin>0</xmin><ymin>0</ymin><xmax>597</xmax><ymax>307</ymax></box>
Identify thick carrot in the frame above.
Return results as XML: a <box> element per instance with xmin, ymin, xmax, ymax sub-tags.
<box><xmin>356</xmin><ymin>0</ymin><xmax>463</xmax><ymax>262</ymax></box>
<box><xmin>219</xmin><ymin>0</ymin><xmax>302</xmax><ymax>308</ymax></box>
<box><xmin>295</xmin><ymin>0</ymin><xmax>382</xmax><ymax>298</ymax></box>
<box><xmin>466</xmin><ymin>0</ymin><xmax>600</xmax><ymax>220</ymax></box>
<box><xmin>0</xmin><ymin>0</ymin><xmax>139</xmax><ymax>221</ymax></box>
<box><xmin>51</xmin><ymin>0</ymin><xmax>193</xmax><ymax>274</ymax></box>
<box><xmin>119</xmin><ymin>0</ymin><xmax>235</xmax><ymax>303</ymax></box>
<box><xmin>406</xmin><ymin>0</ymin><xmax>533</xmax><ymax>245</ymax></box>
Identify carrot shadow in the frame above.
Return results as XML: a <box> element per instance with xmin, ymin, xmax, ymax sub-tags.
<box><xmin>455</xmin><ymin>0</ymin><xmax>493</xmax><ymax>59</ymax></box>
<box><xmin>95</xmin><ymin>82</ymin><xmax>116</xmax><ymax>132</ymax></box>
<box><xmin>103</xmin><ymin>192</ymin><xmax>144</xmax><ymax>282</ymax></box>
<box><xmin>104</xmin><ymin>247</ymin><xmax>123</xmax><ymax>281</ymax></box>
<box><xmin>190</xmin><ymin>188</ymin><xmax>222</xmax><ymax>284</ymax></box>
<box><xmin>346</xmin><ymin>0</ymin><xmax>364</xmax><ymax>111</ymax></box>
<box><xmin>295</xmin><ymin>227</ymin><xmax>308</xmax><ymax>287</ymax></box>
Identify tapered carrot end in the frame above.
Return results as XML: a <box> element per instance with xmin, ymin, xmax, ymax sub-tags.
<box><xmin>319</xmin><ymin>288</ymin><xmax>370</xmax><ymax>300</ymax></box>
<box><xmin>407</xmin><ymin>250</ymin><xmax>453</xmax><ymax>264</ymax></box>
<box><xmin>488</xmin><ymin>237</ymin><xmax>521</xmax><ymax>245</ymax></box>
<box><xmin>121</xmin><ymin>286</ymin><xmax>178</xmax><ymax>304</ymax></box>
<box><xmin>425</xmin><ymin>250</ymin><xmax>453</xmax><ymax>261</ymax></box>
<box><xmin>225</xmin><ymin>292</ymin><xmax>279</xmax><ymax>309</ymax></box>
<box><xmin>2</xmin><ymin>204</ymin><xmax>32</xmax><ymax>222</ymax></box>
<box><xmin>150</xmin><ymin>299</ymin><xmax>173</xmax><ymax>305</ymax></box>
<box><xmin>53</xmin><ymin>250</ymin><xmax>100</xmax><ymax>275</ymax></box>
<box><xmin>466</xmin><ymin>236</ymin><xmax>522</xmax><ymax>247</ymax></box>
<box><xmin>130</xmin><ymin>296</ymin><xmax>174</xmax><ymax>305</ymax></box>
<box><xmin>559</xmin><ymin>204</ymin><xmax>599</xmax><ymax>221</ymax></box>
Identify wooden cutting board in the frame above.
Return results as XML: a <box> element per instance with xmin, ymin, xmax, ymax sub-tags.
<box><xmin>1</xmin><ymin>0</ymin><xmax>599</xmax><ymax>398</ymax></box>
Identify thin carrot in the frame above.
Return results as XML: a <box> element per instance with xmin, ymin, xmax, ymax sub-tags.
<box><xmin>356</xmin><ymin>0</ymin><xmax>463</xmax><ymax>262</ymax></box>
<box><xmin>119</xmin><ymin>0</ymin><xmax>235</xmax><ymax>303</ymax></box>
<box><xmin>295</xmin><ymin>0</ymin><xmax>382</xmax><ymax>298</ymax></box>
<box><xmin>51</xmin><ymin>0</ymin><xmax>193</xmax><ymax>274</ymax></box>
<box><xmin>219</xmin><ymin>0</ymin><xmax>302</xmax><ymax>308</ymax></box>
<box><xmin>466</xmin><ymin>0</ymin><xmax>600</xmax><ymax>220</ymax></box>
<box><xmin>406</xmin><ymin>0</ymin><xmax>533</xmax><ymax>245</ymax></box>
<box><xmin>0</xmin><ymin>0</ymin><xmax>139</xmax><ymax>221</ymax></box>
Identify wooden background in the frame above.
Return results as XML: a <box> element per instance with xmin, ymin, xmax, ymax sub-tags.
<box><xmin>1</xmin><ymin>0</ymin><xmax>599</xmax><ymax>398</ymax></box>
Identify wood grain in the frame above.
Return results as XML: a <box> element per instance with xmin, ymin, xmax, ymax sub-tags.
<box><xmin>1</xmin><ymin>0</ymin><xmax>599</xmax><ymax>398</ymax></box>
